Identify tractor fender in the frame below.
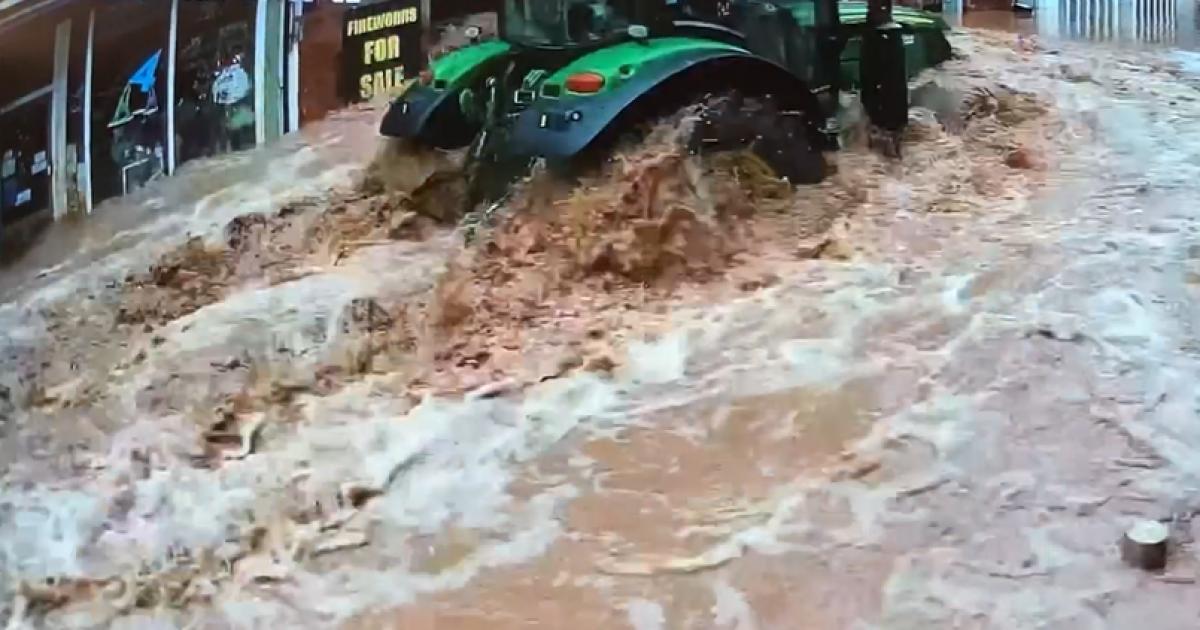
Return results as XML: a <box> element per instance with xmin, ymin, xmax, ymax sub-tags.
<box><xmin>505</xmin><ymin>41</ymin><xmax>826</xmax><ymax>161</ymax></box>
<box><xmin>379</xmin><ymin>40</ymin><xmax>512</xmax><ymax>147</ymax></box>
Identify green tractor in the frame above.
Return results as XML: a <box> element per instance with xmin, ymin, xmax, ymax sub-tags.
<box><xmin>380</xmin><ymin>0</ymin><xmax>951</xmax><ymax>204</ymax></box>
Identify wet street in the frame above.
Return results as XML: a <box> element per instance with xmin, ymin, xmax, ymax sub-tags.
<box><xmin>5</xmin><ymin>13</ymin><xmax>1200</xmax><ymax>630</ymax></box>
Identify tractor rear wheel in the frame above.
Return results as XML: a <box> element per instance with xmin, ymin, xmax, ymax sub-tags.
<box><xmin>686</xmin><ymin>93</ymin><xmax>828</xmax><ymax>185</ymax></box>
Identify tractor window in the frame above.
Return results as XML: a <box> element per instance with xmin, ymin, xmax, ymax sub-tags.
<box><xmin>504</xmin><ymin>0</ymin><xmax>634</xmax><ymax>47</ymax></box>
<box><xmin>732</xmin><ymin>0</ymin><xmax>838</xmax><ymax>92</ymax></box>
<box><xmin>503</xmin><ymin>0</ymin><xmax>559</xmax><ymax>45</ymax></box>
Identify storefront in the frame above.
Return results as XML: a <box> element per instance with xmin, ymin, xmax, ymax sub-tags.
<box><xmin>0</xmin><ymin>0</ymin><xmax>301</xmax><ymax>220</ymax></box>
<box><xmin>0</xmin><ymin>0</ymin><xmax>495</xmax><ymax>230</ymax></box>
<box><xmin>0</xmin><ymin>3</ymin><xmax>92</xmax><ymax>225</ymax></box>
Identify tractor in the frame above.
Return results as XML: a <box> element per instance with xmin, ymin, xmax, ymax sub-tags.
<box><xmin>380</xmin><ymin>0</ymin><xmax>952</xmax><ymax>205</ymax></box>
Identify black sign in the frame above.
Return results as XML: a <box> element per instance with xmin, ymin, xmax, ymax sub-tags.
<box><xmin>341</xmin><ymin>1</ymin><xmax>423</xmax><ymax>102</ymax></box>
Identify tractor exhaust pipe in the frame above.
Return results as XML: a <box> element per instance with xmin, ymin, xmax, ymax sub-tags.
<box><xmin>860</xmin><ymin>0</ymin><xmax>909</xmax><ymax>157</ymax></box>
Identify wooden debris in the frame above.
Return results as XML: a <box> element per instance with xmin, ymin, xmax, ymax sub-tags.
<box><xmin>312</xmin><ymin>531</ymin><xmax>369</xmax><ymax>557</ymax></box>
<box><xmin>223</xmin><ymin>414</ymin><xmax>266</xmax><ymax>460</ymax></box>
<box><xmin>465</xmin><ymin>378</ymin><xmax>520</xmax><ymax>401</ymax></box>
<box><xmin>1157</xmin><ymin>574</ymin><xmax>1196</xmax><ymax>584</ymax></box>
<box><xmin>596</xmin><ymin>542</ymin><xmax>746</xmax><ymax>576</ymax></box>
<box><xmin>338</xmin><ymin>481</ymin><xmax>383</xmax><ymax>509</ymax></box>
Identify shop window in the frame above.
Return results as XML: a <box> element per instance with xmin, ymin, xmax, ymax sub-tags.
<box><xmin>0</xmin><ymin>98</ymin><xmax>52</xmax><ymax>225</ymax></box>
<box><xmin>175</xmin><ymin>1</ymin><xmax>258</xmax><ymax>166</ymax></box>
<box><xmin>0</xmin><ymin>13</ymin><xmax>56</xmax><ymax>224</ymax></box>
<box><xmin>90</xmin><ymin>1</ymin><xmax>172</xmax><ymax>204</ymax></box>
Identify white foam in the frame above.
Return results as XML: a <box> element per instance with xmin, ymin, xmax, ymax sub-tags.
<box><xmin>625</xmin><ymin>598</ymin><xmax>666</xmax><ymax>630</ymax></box>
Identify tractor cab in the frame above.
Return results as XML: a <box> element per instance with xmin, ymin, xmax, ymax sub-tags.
<box><xmin>501</xmin><ymin>0</ymin><xmax>657</xmax><ymax>49</ymax></box>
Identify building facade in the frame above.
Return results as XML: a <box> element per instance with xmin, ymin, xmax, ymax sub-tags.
<box><xmin>0</xmin><ymin>0</ymin><xmax>467</xmax><ymax>237</ymax></box>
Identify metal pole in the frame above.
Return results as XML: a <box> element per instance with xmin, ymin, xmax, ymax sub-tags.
<box><xmin>166</xmin><ymin>0</ymin><xmax>179</xmax><ymax>174</ymax></box>
<box><xmin>288</xmin><ymin>0</ymin><xmax>302</xmax><ymax>133</ymax></box>
<box><xmin>51</xmin><ymin>18</ymin><xmax>71</xmax><ymax>219</ymax></box>
<box><xmin>254</xmin><ymin>0</ymin><xmax>268</xmax><ymax>145</ymax></box>
<box><xmin>84</xmin><ymin>9</ymin><xmax>94</xmax><ymax>213</ymax></box>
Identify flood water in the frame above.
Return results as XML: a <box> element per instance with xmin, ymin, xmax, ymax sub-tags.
<box><xmin>5</xmin><ymin>14</ymin><xmax>1200</xmax><ymax>630</ymax></box>
<box><xmin>0</xmin><ymin>106</ymin><xmax>384</xmax><ymax>302</ymax></box>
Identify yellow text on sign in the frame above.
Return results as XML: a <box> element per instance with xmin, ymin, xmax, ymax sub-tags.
<box><xmin>363</xmin><ymin>34</ymin><xmax>402</xmax><ymax>65</ymax></box>
<box><xmin>360</xmin><ymin>67</ymin><xmax>407</xmax><ymax>99</ymax></box>
<box><xmin>346</xmin><ymin>7</ymin><xmax>419</xmax><ymax>37</ymax></box>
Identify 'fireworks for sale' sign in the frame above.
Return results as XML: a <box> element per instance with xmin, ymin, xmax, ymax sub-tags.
<box><xmin>341</xmin><ymin>1</ymin><xmax>422</xmax><ymax>102</ymax></box>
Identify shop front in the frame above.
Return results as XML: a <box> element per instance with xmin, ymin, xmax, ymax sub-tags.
<box><xmin>0</xmin><ymin>0</ymin><xmax>495</xmax><ymax>231</ymax></box>
<box><xmin>0</xmin><ymin>0</ymin><xmax>100</xmax><ymax>226</ymax></box>
<box><xmin>0</xmin><ymin>0</ymin><xmax>305</xmax><ymax>221</ymax></box>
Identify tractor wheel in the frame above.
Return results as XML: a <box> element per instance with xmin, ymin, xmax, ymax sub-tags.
<box><xmin>686</xmin><ymin>93</ymin><xmax>828</xmax><ymax>185</ymax></box>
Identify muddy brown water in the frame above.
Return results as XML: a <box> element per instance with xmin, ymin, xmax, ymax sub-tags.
<box><xmin>5</xmin><ymin>26</ymin><xmax>1200</xmax><ymax>630</ymax></box>
<box><xmin>0</xmin><ymin>106</ymin><xmax>383</xmax><ymax>302</ymax></box>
